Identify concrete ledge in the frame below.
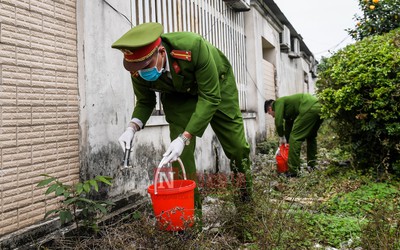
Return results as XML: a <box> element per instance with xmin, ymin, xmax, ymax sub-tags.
<box><xmin>242</xmin><ymin>112</ymin><xmax>257</xmax><ymax>119</ymax></box>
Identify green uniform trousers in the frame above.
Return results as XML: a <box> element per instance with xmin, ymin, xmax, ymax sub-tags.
<box><xmin>161</xmin><ymin>92</ymin><xmax>253</xmax><ymax>215</ymax></box>
<box><xmin>287</xmin><ymin>105</ymin><xmax>323</xmax><ymax>173</ymax></box>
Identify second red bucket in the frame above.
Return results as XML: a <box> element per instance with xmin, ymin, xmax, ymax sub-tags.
<box><xmin>276</xmin><ymin>143</ymin><xmax>289</xmax><ymax>173</ymax></box>
<box><xmin>147</xmin><ymin>158</ymin><xmax>196</xmax><ymax>231</ymax></box>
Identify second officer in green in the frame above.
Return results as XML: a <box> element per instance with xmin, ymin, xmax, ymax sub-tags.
<box><xmin>265</xmin><ymin>93</ymin><xmax>323</xmax><ymax>176</ymax></box>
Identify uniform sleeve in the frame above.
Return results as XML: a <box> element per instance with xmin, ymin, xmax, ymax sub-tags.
<box><xmin>273</xmin><ymin>100</ymin><xmax>285</xmax><ymax>137</ymax></box>
<box><xmin>131</xmin><ymin>77</ymin><xmax>157</xmax><ymax>127</ymax></box>
<box><xmin>184</xmin><ymin>38</ymin><xmax>221</xmax><ymax>136</ymax></box>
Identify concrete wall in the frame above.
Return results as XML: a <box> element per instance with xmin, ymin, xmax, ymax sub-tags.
<box><xmin>243</xmin><ymin>4</ymin><xmax>317</xmax><ymax>141</ymax></box>
<box><xmin>243</xmin><ymin>8</ymin><xmax>282</xmax><ymax>142</ymax></box>
<box><xmin>278</xmin><ymin>55</ymin><xmax>305</xmax><ymax>95</ymax></box>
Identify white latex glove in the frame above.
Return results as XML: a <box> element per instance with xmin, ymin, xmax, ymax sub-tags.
<box><xmin>163</xmin><ymin>137</ymin><xmax>185</xmax><ymax>163</ymax></box>
<box><xmin>279</xmin><ymin>136</ymin><xmax>287</xmax><ymax>145</ymax></box>
<box><xmin>118</xmin><ymin>127</ymin><xmax>136</xmax><ymax>150</ymax></box>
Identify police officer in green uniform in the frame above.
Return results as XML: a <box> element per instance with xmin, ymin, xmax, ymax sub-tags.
<box><xmin>265</xmin><ymin>93</ymin><xmax>323</xmax><ymax>176</ymax></box>
<box><xmin>112</xmin><ymin>23</ymin><xmax>253</xmax><ymax>221</ymax></box>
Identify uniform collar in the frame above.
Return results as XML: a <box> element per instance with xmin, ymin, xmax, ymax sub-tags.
<box><xmin>159</xmin><ymin>41</ymin><xmax>172</xmax><ymax>79</ymax></box>
<box><xmin>164</xmin><ymin>53</ymin><xmax>172</xmax><ymax>79</ymax></box>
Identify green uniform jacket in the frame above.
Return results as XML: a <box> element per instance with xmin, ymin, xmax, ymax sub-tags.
<box><xmin>273</xmin><ymin>93</ymin><xmax>319</xmax><ymax>137</ymax></box>
<box><xmin>130</xmin><ymin>32</ymin><xmax>240</xmax><ymax>137</ymax></box>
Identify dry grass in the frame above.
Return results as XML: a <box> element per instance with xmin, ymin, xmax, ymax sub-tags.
<box><xmin>38</xmin><ymin>147</ymin><xmax>400</xmax><ymax>249</ymax></box>
<box><xmin>38</xmin><ymin>150</ymin><xmax>322</xmax><ymax>249</ymax></box>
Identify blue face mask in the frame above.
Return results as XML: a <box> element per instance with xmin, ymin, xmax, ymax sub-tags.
<box><xmin>138</xmin><ymin>52</ymin><xmax>164</xmax><ymax>81</ymax></box>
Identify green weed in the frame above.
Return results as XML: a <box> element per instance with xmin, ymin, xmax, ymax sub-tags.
<box><xmin>37</xmin><ymin>174</ymin><xmax>115</xmax><ymax>234</ymax></box>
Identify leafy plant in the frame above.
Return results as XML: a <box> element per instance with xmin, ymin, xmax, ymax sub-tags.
<box><xmin>316</xmin><ymin>28</ymin><xmax>400</xmax><ymax>175</ymax></box>
<box><xmin>305</xmin><ymin>212</ymin><xmax>362</xmax><ymax>248</ymax></box>
<box><xmin>323</xmin><ymin>182</ymin><xmax>399</xmax><ymax>217</ymax></box>
<box><xmin>347</xmin><ymin>0</ymin><xmax>400</xmax><ymax>41</ymax></box>
<box><xmin>37</xmin><ymin>174</ymin><xmax>115</xmax><ymax>233</ymax></box>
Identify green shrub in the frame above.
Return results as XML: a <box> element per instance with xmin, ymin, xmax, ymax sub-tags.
<box><xmin>316</xmin><ymin>28</ymin><xmax>400</xmax><ymax>174</ymax></box>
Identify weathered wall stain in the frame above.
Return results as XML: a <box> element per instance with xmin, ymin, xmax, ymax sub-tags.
<box><xmin>80</xmin><ymin>143</ymin><xmax>166</xmax><ymax>200</ymax></box>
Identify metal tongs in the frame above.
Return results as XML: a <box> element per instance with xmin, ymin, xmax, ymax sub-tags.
<box><xmin>121</xmin><ymin>140</ymin><xmax>133</xmax><ymax>169</ymax></box>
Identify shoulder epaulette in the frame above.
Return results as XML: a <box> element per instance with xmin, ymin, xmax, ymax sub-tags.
<box><xmin>170</xmin><ymin>50</ymin><xmax>192</xmax><ymax>61</ymax></box>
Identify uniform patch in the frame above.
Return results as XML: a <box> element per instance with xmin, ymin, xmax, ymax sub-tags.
<box><xmin>170</xmin><ymin>50</ymin><xmax>192</xmax><ymax>61</ymax></box>
<box><xmin>172</xmin><ymin>61</ymin><xmax>181</xmax><ymax>74</ymax></box>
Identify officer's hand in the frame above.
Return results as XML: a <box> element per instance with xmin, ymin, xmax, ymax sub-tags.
<box><xmin>118</xmin><ymin>127</ymin><xmax>136</xmax><ymax>150</ymax></box>
<box><xmin>163</xmin><ymin>137</ymin><xmax>185</xmax><ymax>163</ymax></box>
<box><xmin>279</xmin><ymin>136</ymin><xmax>287</xmax><ymax>145</ymax></box>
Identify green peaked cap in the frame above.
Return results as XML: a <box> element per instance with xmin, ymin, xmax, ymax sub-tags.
<box><xmin>111</xmin><ymin>22</ymin><xmax>164</xmax><ymax>49</ymax></box>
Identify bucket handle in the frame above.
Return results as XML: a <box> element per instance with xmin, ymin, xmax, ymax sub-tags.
<box><xmin>154</xmin><ymin>157</ymin><xmax>187</xmax><ymax>195</ymax></box>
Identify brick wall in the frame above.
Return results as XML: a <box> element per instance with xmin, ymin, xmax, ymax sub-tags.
<box><xmin>0</xmin><ymin>0</ymin><xmax>79</xmax><ymax>236</ymax></box>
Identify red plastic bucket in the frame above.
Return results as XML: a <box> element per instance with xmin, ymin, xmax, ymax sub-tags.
<box><xmin>147</xmin><ymin>158</ymin><xmax>196</xmax><ymax>231</ymax></box>
<box><xmin>276</xmin><ymin>144</ymin><xmax>289</xmax><ymax>173</ymax></box>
